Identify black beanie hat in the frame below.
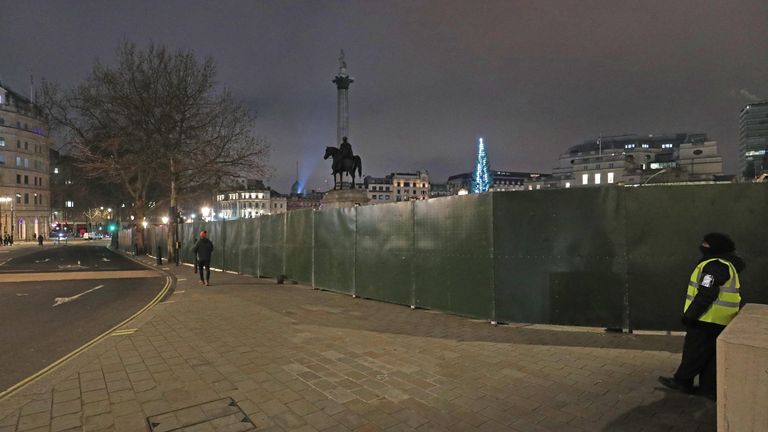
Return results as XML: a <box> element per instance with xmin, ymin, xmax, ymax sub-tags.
<box><xmin>703</xmin><ymin>232</ymin><xmax>735</xmax><ymax>254</ymax></box>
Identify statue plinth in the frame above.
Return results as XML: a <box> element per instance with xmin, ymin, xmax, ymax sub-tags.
<box><xmin>321</xmin><ymin>189</ymin><xmax>369</xmax><ymax>209</ymax></box>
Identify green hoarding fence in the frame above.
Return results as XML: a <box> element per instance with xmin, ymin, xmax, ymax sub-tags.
<box><xmin>284</xmin><ymin>209</ymin><xmax>314</xmax><ymax>284</ymax></box>
<box><xmin>259</xmin><ymin>213</ymin><xmax>285</xmax><ymax>278</ymax></box>
<box><xmin>415</xmin><ymin>194</ymin><xmax>494</xmax><ymax>319</ymax></box>
<box><xmin>624</xmin><ymin>184</ymin><xmax>768</xmax><ymax>329</ymax></box>
<box><xmin>314</xmin><ymin>208</ymin><xmax>355</xmax><ymax>294</ymax></box>
<box><xmin>493</xmin><ymin>188</ymin><xmax>626</xmax><ymax>328</ymax></box>
<box><xmin>138</xmin><ymin>184</ymin><xmax>767</xmax><ymax>331</ymax></box>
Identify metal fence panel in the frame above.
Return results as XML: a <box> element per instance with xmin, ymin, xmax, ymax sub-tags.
<box><xmin>356</xmin><ymin>202</ymin><xmax>413</xmax><ymax>304</ymax></box>
<box><xmin>207</xmin><ymin>222</ymin><xmax>225</xmax><ymax>270</ymax></box>
<box><xmin>223</xmin><ymin>220</ymin><xmax>243</xmax><ymax>273</ymax></box>
<box><xmin>259</xmin><ymin>213</ymin><xmax>285</xmax><ymax>278</ymax></box>
<box><xmin>625</xmin><ymin>184</ymin><xmax>768</xmax><ymax>330</ymax></box>
<box><xmin>493</xmin><ymin>188</ymin><xmax>626</xmax><ymax>327</ymax></box>
<box><xmin>285</xmin><ymin>210</ymin><xmax>313</xmax><ymax>284</ymax></box>
<box><xmin>414</xmin><ymin>195</ymin><xmax>494</xmax><ymax>318</ymax></box>
<box><xmin>239</xmin><ymin>218</ymin><xmax>260</xmax><ymax>276</ymax></box>
<box><xmin>314</xmin><ymin>208</ymin><xmax>355</xmax><ymax>294</ymax></box>
<box><xmin>118</xmin><ymin>229</ymin><xmax>133</xmax><ymax>253</ymax></box>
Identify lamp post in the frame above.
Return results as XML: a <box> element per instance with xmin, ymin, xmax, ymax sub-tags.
<box><xmin>12</xmin><ymin>193</ymin><xmax>19</xmax><ymax>243</ymax></box>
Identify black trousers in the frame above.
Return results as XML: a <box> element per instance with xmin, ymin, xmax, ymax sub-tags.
<box><xmin>198</xmin><ymin>259</ymin><xmax>211</xmax><ymax>282</ymax></box>
<box><xmin>674</xmin><ymin>324</ymin><xmax>724</xmax><ymax>392</ymax></box>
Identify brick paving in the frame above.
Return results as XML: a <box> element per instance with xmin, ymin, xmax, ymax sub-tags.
<box><xmin>0</xmin><ymin>255</ymin><xmax>716</xmax><ymax>431</ymax></box>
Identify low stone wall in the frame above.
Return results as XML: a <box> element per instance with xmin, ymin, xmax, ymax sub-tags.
<box><xmin>718</xmin><ymin>303</ymin><xmax>768</xmax><ymax>431</ymax></box>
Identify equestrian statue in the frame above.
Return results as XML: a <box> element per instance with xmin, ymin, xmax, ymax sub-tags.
<box><xmin>324</xmin><ymin>136</ymin><xmax>362</xmax><ymax>189</ymax></box>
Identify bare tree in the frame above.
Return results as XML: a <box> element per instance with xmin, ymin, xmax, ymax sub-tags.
<box><xmin>140</xmin><ymin>45</ymin><xmax>269</xmax><ymax>262</ymax></box>
<box><xmin>42</xmin><ymin>43</ymin><xmax>269</xmax><ymax>256</ymax></box>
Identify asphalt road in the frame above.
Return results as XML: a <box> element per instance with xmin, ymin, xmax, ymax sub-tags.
<box><xmin>0</xmin><ymin>243</ymin><xmax>167</xmax><ymax>393</ymax></box>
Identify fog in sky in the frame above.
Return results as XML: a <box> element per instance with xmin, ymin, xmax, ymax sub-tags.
<box><xmin>1</xmin><ymin>0</ymin><xmax>766</xmax><ymax>192</ymax></box>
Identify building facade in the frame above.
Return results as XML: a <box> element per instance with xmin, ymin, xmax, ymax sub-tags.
<box><xmin>739</xmin><ymin>101</ymin><xmax>768</xmax><ymax>179</ymax></box>
<box><xmin>286</xmin><ymin>191</ymin><xmax>324</xmax><ymax>211</ymax></box>
<box><xmin>215</xmin><ymin>179</ymin><xmax>285</xmax><ymax>219</ymax></box>
<box><xmin>0</xmin><ymin>82</ymin><xmax>52</xmax><ymax>240</ymax></box>
<box><xmin>551</xmin><ymin>133</ymin><xmax>725</xmax><ymax>188</ymax></box>
<box><xmin>446</xmin><ymin>170</ymin><xmax>547</xmax><ymax>194</ymax></box>
<box><xmin>364</xmin><ymin>170</ymin><xmax>430</xmax><ymax>203</ymax></box>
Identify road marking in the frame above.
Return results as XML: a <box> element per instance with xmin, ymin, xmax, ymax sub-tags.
<box><xmin>0</xmin><ymin>270</ymin><xmax>159</xmax><ymax>283</ymax></box>
<box><xmin>158</xmin><ymin>300</ymin><xmax>176</xmax><ymax>305</ymax></box>
<box><xmin>111</xmin><ymin>328</ymin><xmax>137</xmax><ymax>336</ymax></box>
<box><xmin>177</xmin><ymin>278</ymin><xmax>187</xmax><ymax>281</ymax></box>
<box><xmin>53</xmin><ymin>285</ymin><xmax>105</xmax><ymax>307</ymax></box>
<box><xmin>34</xmin><ymin>258</ymin><xmax>50</xmax><ymax>263</ymax></box>
<box><xmin>0</xmin><ymin>274</ymin><xmax>172</xmax><ymax>401</ymax></box>
<box><xmin>15</xmin><ymin>293</ymin><xmax>28</xmax><ymax>296</ymax></box>
<box><xmin>174</xmin><ymin>290</ymin><xmax>185</xmax><ymax>294</ymax></box>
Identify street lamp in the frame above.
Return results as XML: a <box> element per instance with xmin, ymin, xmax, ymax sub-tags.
<box><xmin>161</xmin><ymin>216</ymin><xmax>169</xmax><ymax>224</ymax></box>
<box><xmin>12</xmin><ymin>193</ymin><xmax>20</xmax><ymax>242</ymax></box>
<box><xmin>201</xmin><ymin>207</ymin><xmax>210</xmax><ymax>221</ymax></box>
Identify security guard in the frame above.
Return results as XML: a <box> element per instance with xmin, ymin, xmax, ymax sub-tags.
<box><xmin>658</xmin><ymin>233</ymin><xmax>745</xmax><ymax>400</ymax></box>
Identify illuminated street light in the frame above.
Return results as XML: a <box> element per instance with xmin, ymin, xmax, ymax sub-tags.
<box><xmin>161</xmin><ymin>216</ymin><xmax>169</xmax><ymax>224</ymax></box>
<box><xmin>142</xmin><ymin>220</ymin><xmax>148</xmax><ymax>228</ymax></box>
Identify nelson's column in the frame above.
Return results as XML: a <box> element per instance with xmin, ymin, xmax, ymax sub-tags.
<box><xmin>322</xmin><ymin>50</ymin><xmax>368</xmax><ymax>206</ymax></box>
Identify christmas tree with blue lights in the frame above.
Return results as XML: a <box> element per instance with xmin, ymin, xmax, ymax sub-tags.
<box><xmin>471</xmin><ymin>138</ymin><xmax>492</xmax><ymax>193</ymax></box>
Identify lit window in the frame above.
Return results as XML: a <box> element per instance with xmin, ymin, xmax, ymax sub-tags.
<box><xmin>642</xmin><ymin>144</ymin><xmax>649</xmax><ymax>148</ymax></box>
<box><xmin>582</xmin><ymin>174</ymin><xmax>589</xmax><ymax>185</ymax></box>
<box><xmin>607</xmin><ymin>172</ymin><xmax>614</xmax><ymax>183</ymax></box>
<box><xmin>54</xmin><ymin>167</ymin><xmax>59</xmax><ymax>174</ymax></box>
<box><xmin>0</xmin><ymin>137</ymin><xmax>4</xmax><ymax>147</ymax></box>
<box><xmin>565</xmin><ymin>182</ymin><xmax>571</xmax><ymax>188</ymax></box>
<box><xmin>594</xmin><ymin>173</ymin><xmax>601</xmax><ymax>184</ymax></box>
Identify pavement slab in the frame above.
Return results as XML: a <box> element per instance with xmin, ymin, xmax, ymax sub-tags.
<box><xmin>0</xmin><ymin>254</ymin><xmax>717</xmax><ymax>431</ymax></box>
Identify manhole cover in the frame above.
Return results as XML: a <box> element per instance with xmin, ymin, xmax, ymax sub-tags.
<box><xmin>147</xmin><ymin>397</ymin><xmax>256</xmax><ymax>431</ymax></box>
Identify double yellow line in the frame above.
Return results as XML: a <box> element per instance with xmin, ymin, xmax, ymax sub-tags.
<box><xmin>0</xmin><ymin>275</ymin><xmax>172</xmax><ymax>402</ymax></box>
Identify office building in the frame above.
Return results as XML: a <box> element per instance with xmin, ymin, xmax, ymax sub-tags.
<box><xmin>0</xmin><ymin>81</ymin><xmax>52</xmax><ymax>240</ymax></box>
<box><xmin>739</xmin><ymin>101</ymin><xmax>768</xmax><ymax>179</ymax></box>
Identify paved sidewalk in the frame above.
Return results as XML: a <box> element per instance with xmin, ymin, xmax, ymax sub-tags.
<box><xmin>0</xmin><ymin>255</ymin><xmax>715</xmax><ymax>432</ymax></box>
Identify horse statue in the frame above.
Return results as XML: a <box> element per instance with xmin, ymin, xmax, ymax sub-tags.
<box><xmin>324</xmin><ymin>146</ymin><xmax>362</xmax><ymax>189</ymax></box>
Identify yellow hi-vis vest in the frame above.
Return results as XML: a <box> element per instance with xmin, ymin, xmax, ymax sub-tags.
<box><xmin>684</xmin><ymin>258</ymin><xmax>741</xmax><ymax>326</ymax></box>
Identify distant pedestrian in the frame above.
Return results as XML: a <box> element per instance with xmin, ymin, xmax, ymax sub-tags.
<box><xmin>38</xmin><ymin>234</ymin><xmax>44</xmax><ymax>246</ymax></box>
<box><xmin>192</xmin><ymin>230</ymin><xmax>213</xmax><ymax>286</ymax></box>
<box><xmin>658</xmin><ymin>233</ymin><xmax>745</xmax><ymax>401</ymax></box>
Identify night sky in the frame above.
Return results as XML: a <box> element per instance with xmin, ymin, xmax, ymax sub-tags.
<box><xmin>1</xmin><ymin>0</ymin><xmax>766</xmax><ymax>192</ymax></box>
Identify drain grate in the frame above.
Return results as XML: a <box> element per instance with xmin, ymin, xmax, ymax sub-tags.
<box><xmin>147</xmin><ymin>397</ymin><xmax>256</xmax><ymax>431</ymax></box>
